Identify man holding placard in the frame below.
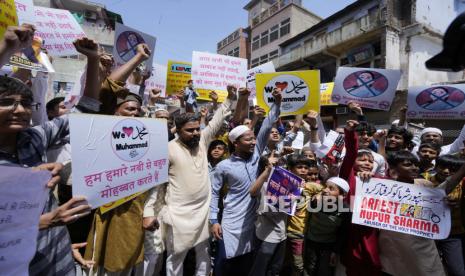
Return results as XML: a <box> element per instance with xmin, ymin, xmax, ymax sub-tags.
<box><xmin>210</xmin><ymin>88</ymin><xmax>282</xmax><ymax>275</ymax></box>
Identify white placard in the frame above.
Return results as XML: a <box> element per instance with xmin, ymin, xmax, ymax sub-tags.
<box><xmin>407</xmin><ymin>85</ymin><xmax>465</xmax><ymax>120</ymax></box>
<box><xmin>145</xmin><ymin>63</ymin><xmax>167</xmax><ymax>97</ymax></box>
<box><xmin>0</xmin><ymin>166</ymin><xmax>50</xmax><ymax>276</ymax></box>
<box><xmin>113</xmin><ymin>23</ymin><xmax>156</xmax><ymax>72</ymax></box>
<box><xmin>33</xmin><ymin>6</ymin><xmax>87</xmax><ymax>56</ymax></box>
<box><xmin>246</xmin><ymin>61</ymin><xmax>275</xmax><ymax>100</ymax></box>
<box><xmin>352</xmin><ymin>178</ymin><xmax>450</xmax><ymax>239</ymax></box>
<box><xmin>14</xmin><ymin>0</ymin><xmax>34</xmax><ymax>25</ymax></box>
<box><xmin>191</xmin><ymin>51</ymin><xmax>247</xmax><ymax>91</ymax></box>
<box><xmin>70</xmin><ymin>114</ymin><xmax>168</xmax><ymax>208</ymax></box>
<box><xmin>331</xmin><ymin>67</ymin><xmax>401</xmax><ymax>110</ymax></box>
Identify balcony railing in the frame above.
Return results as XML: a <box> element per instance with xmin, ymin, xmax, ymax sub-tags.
<box><xmin>276</xmin><ymin>12</ymin><xmax>382</xmax><ymax>68</ymax></box>
<box><xmin>251</xmin><ymin>0</ymin><xmax>297</xmax><ymax>27</ymax></box>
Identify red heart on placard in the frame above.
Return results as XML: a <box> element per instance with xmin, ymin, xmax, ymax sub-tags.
<box><xmin>122</xmin><ymin>126</ymin><xmax>133</xmax><ymax>137</ymax></box>
<box><xmin>275</xmin><ymin>81</ymin><xmax>288</xmax><ymax>91</ymax></box>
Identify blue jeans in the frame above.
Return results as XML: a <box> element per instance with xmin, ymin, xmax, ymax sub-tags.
<box><xmin>436</xmin><ymin>234</ymin><xmax>465</xmax><ymax>276</ymax></box>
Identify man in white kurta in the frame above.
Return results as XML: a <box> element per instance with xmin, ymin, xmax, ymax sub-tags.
<box><xmin>159</xmin><ymin>91</ymin><xmax>233</xmax><ymax>276</ymax></box>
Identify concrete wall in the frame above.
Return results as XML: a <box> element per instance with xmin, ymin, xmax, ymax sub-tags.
<box><xmin>247</xmin><ymin>0</ymin><xmax>275</xmax><ymax>26</ymax></box>
<box><xmin>251</xmin><ymin>6</ymin><xmax>292</xmax><ymax>60</ymax></box>
<box><xmin>290</xmin><ymin>6</ymin><xmax>321</xmax><ymax>36</ymax></box>
<box><xmin>251</xmin><ymin>5</ymin><xmax>319</xmax><ymax>60</ymax></box>
<box><xmin>407</xmin><ymin>35</ymin><xmax>462</xmax><ymax>87</ymax></box>
<box><xmin>415</xmin><ymin>0</ymin><xmax>465</xmax><ymax>33</ymax></box>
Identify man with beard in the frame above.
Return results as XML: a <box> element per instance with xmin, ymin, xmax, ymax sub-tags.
<box><xmin>210</xmin><ymin>88</ymin><xmax>282</xmax><ymax>275</ymax></box>
<box><xmin>159</xmin><ymin>85</ymin><xmax>237</xmax><ymax>275</ymax></box>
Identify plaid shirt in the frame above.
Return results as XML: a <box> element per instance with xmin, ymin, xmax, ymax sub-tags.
<box><xmin>0</xmin><ymin>96</ymin><xmax>100</xmax><ymax>276</ymax></box>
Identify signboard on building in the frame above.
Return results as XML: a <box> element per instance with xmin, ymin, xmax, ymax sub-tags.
<box><xmin>331</xmin><ymin>67</ymin><xmax>401</xmax><ymax>111</ymax></box>
<box><xmin>256</xmin><ymin>70</ymin><xmax>320</xmax><ymax>116</ymax></box>
<box><xmin>407</xmin><ymin>85</ymin><xmax>465</xmax><ymax>120</ymax></box>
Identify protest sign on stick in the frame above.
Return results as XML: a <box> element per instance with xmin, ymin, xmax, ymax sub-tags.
<box><xmin>352</xmin><ymin>178</ymin><xmax>451</xmax><ymax>239</ymax></box>
<box><xmin>320</xmin><ymin>82</ymin><xmax>337</xmax><ymax>106</ymax></box>
<box><xmin>247</xmin><ymin>61</ymin><xmax>275</xmax><ymax>100</ymax></box>
<box><xmin>166</xmin><ymin>60</ymin><xmax>191</xmax><ymax>96</ymax></box>
<box><xmin>265</xmin><ymin>167</ymin><xmax>304</xmax><ymax>216</ymax></box>
<box><xmin>70</xmin><ymin>114</ymin><xmax>168</xmax><ymax>208</ymax></box>
<box><xmin>0</xmin><ymin>166</ymin><xmax>50</xmax><ymax>276</ymax></box>
<box><xmin>192</xmin><ymin>51</ymin><xmax>247</xmax><ymax>102</ymax></box>
<box><xmin>256</xmin><ymin>70</ymin><xmax>320</xmax><ymax>116</ymax></box>
<box><xmin>331</xmin><ymin>67</ymin><xmax>401</xmax><ymax>111</ymax></box>
<box><xmin>9</xmin><ymin>37</ymin><xmax>55</xmax><ymax>72</ymax></box>
<box><xmin>407</xmin><ymin>85</ymin><xmax>465</xmax><ymax>119</ymax></box>
<box><xmin>32</xmin><ymin>6</ymin><xmax>86</xmax><ymax>56</ymax></box>
<box><xmin>113</xmin><ymin>23</ymin><xmax>156</xmax><ymax>72</ymax></box>
<box><xmin>14</xmin><ymin>0</ymin><xmax>34</xmax><ymax>25</ymax></box>
<box><xmin>0</xmin><ymin>0</ymin><xmax>18</xmax><ymax>38</ymax></box>
<box><xmin>144</xmin><ymin>63</ymin><xmax>167</xmax><ymax>97</ymax></box>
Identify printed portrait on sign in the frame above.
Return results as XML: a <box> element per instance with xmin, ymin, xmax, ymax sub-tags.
<box><xmin>115</xmin><ymin>31</ymin><xmax>145</xmax><ymax>62</ymax></box>
<box><xmin>415</xmin><ymin>86</ymin><xmax>465</xmax><ymax>111</ymax></box>
<box><xmin>342</xmin><ymin>70</ymin><xmax>389</xmax><ymax>98</ymax></box>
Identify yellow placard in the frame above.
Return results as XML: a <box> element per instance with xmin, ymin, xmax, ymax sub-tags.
<box><xmin>197</xmin><ymin>88</ymin><xmax>227</xmax><ymax>102</ymax></box>
<box><xmin>166</xmin><ymin>60</ymin><xmax>191</xmax><ymax>96</ymax></box>
<box><xmin>99</xmin><ymin>192</ymin><xmax>142</xmax><ymax>214</ymax></box>
<box><xmin>256</xmin><ymin>70</ymin><xmax>320</xmax><ymax>116</ymax></box>
<box><xmin>0</xmin><ymin>0</ymin><xmax>18</xmax><ymax>38</ymax></box>
<box><xmin>320</xmin><ymin>82</ymin><xmax>337</xmax><ymax>106</ymax></box>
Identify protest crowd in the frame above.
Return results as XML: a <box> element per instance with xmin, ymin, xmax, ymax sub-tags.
<box><xmin>4</xmin><ymin>8</ymin><xmax>465</xmax><ymax>276</ymax></box>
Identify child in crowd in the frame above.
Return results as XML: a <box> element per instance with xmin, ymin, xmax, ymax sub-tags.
<box><xmin>306</xmin><ymin>159</ymin><xmax>320</xmax><ymax>183</ymax></box>
<box><xmin>355</xmin><ymin>122</ymin><xmax>386</xmax><ymax>176</ymax></box>
<box><xmin>208</xmin><ymin>139</ymin><xmax>228</xmax><ymax>173</ymax></box>
<box><xmin>286</xmin><ymin>156</ymin><xmax>323</xmax><ymax>275</ymax></box>
<box><xmin>305</xmin><ymin>177</ymin><xmax>350</xmax><ymax>276</ymax></box>
<box><xmin>249</xmin><ymin>152</ymin><xmax>287</xmax><ymax>276</ymax></box>
<box><xmin>425</xmin><ymin>154</ymin><xmax>465</xmax><ymax>276</ymax></box>
<box><xmin>384</xmin><ymin>125</ymin><xmax>413</xmax><ymax>155</ymax></box>
<box><xmin>379</xmin><ymin>150</ymin><xmax>447</xmax><ymax>275</ymax></box>
<box><xmin>301</xmin><ymin>147</ymin><xmax>316</xmax><ymax>161</ymax></box>
<box><xmin>417</xmin><ymin>142</ymin><xmax>441</xmax><ymax>176</ymax></box>
<box><xmin>339</xmin><ymin>120</ymin><xmax>382</xmax><ymax>275</ymax></box>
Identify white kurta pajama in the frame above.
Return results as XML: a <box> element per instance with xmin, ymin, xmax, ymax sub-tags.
<box><xmin>159</xmin><ymin>98</ymin><xmax>232</xmax><ymax>275</ymax></box>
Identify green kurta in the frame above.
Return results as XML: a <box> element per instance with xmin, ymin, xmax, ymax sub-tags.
<box><xmin>84</xmin><ymin>193</ymin><xmax>148</xmax><ymax>272</ymax></box>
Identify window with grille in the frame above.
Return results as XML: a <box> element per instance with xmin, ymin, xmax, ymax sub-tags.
<box><xmin>270</xmin><ymin>24</ymin><xmax>279</xmax><ymax>42</ymax></box>
<box><xmin>252</xmin><ymin>35</ymin><xmax>260</xmax><ymax>50</ymax></box>
<box><xmin>280</xmin><ymin>18</ymin><xmax>290</xmax><ymax>37</ymax></box>
<box><xmin>261</xmin><ymin>30</ymin><xmax>269</xmax><ymax>47</ymax></box>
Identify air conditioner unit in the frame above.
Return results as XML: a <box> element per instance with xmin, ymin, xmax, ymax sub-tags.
<box><xmin>84</xmin><ymin>11</ymin><xmax>97</xmax><ymax>21</ymax></box>
<box><xmin>336</xmin><ymin>107</ymin><xmax>348</xmax><ymax>114</ymax></box>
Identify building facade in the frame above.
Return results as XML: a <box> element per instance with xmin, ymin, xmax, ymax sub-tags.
<box><xmin>275</xmin><ymin>0</ymin><xmax>465</xmax><ymax>140</ymax></box>
<box><xmin>217</xmin><ymin>27</ymin><xmax>250</xmax><ymax>60</ymax></box>
<box><xmin>246</xmin><ymin>0</ymin><xmax>321</xmax><ymax>68</ymax></box>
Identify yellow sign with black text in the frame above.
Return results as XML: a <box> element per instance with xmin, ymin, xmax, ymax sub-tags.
<box><xmin>256</xmin><ymin>70</ymin><xmax>320</xmax><ymax>116</ymax></box>
<box><xmin>320</xmin><ymin>82</ymin><xmax>337</xmax><ymax>106</ymax></box>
